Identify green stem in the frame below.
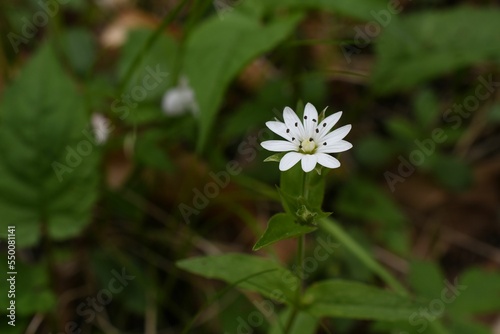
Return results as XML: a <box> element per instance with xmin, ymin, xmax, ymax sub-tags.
<box><xmin>283</xmin><ymin>233</ymin><xmax>305</xmax><ymax>333</ymax></box>
<box><xmin>284</xmin><ymin>172</ymin><xmax>310</xmax><ymax>333</ymax></box>
<box><xmin>318</xmin><ymin>218</ymin><xmax>408</xmax><ymax>296</ymax></box>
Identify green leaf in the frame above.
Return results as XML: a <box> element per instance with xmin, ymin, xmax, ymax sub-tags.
<box><xmin>372</xmin><ymin>7</ymin><xmax>500</xmax><ymax>94</ymax></box>
<box><xmin>408</xmin><ymin>260</ymin><xmax>445</xmax><ymax>300</ymax></box>
<box><xmin>241</xmin><ymin>0</ymin><xmax>390</xmax><ymax>21</ymax></box>
<box><xmin>336</xmin><ymin>178</ymin><xmax>407</xmax><ymax>228</ymax></box>
<box><xmin>280</xmin><ymin>163</ymin><xmax>327</xmax><ymax>210</ymax></box>
<box><xmin>385</xmin><ymin>117</ymin><xmax>420</xmax><ymax>142</ymax></box>
<box><xmin>221</xmin><ymin>79</ymin><xmax>292</xmax><ymax>140</ymax></box>
<box><xmin>270</xmin><ymin>308</ymin><xmax>318</xmax><ymax>334</ymax></box>
<box><xmin>449</xmin><ymin>318</ymin><xmax>492</xmax><ymax>334</ymax></box>
<box><xmin>0</xmin><ymin>44</ymin><xmax>99</xmax><ymax>247</ymax></box>
<box><xmin>280</xmin><ymin>163</ymin><xmax>304</xmax><ymax>198</ymax></box>
<box><xmin>176</xmin><ymin>254</ymin><xmax>297</xmax><ymax>302</ymax></box>
<box><xmin>448</xmin><ymin>268</ymin><xmax>500</xmax><ymax>316</ymax></box>
<box><xmin>335</xmin><ymin>178</ymin><xmax>409</xmax><ymax>254</ymax></box>
<box><xmin>305</xmin><ymin>167</ymin><xmax>327</xmax><ymax>209</ymax></box>
<box><xmin>185</xmin><ymin>11</ymin><xmax>302</xmax><ymax>151</ymax></box>
<box><xmin>118</xmin><ymin>28</ymin><xmax>177</xmax><ymax>101</ymax></box>
<box><xmin>430</xmin><ymin>154</ymin><xmax>473</xmax><ymax>191</ymax></box>
<box><xmin>134</xmin><ymin>130</ymin><xmax>174</xmax><ymax>172</ymax></box>
<box><xmin>122</xmin><ymin>104</ymin><xmax>165</xmax><ymax>125</ymax></box>
<box><xmin>413</xmin><ymin>89</ymin><xmax>439</xmax><ymax>129</ymax></box>
<box><xmin>61</xmin><ymin>28</ymin><xmax>96</xmax><ymax>76</ymax></box>
<box><xmin>354</xmin><ymin>135</ymin><xmax>396</xmax><ymax>168</ymax></box>
<box><xmin>253</xmin><ymin>213</ymin><xmax>316</xmax><ymax>250</ymax></box>
<box><xmin>303</xmin><ymin>280</ymin><xmax>421</xmax><ymax>321</ymax></box>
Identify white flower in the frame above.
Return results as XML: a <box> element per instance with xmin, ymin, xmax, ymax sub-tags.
<box><xmin>91</xmin><ymin>113</ymin><xmax>111</xmax><ymax>144</ymax></box>
<box><xmin>261</xmin><ymin>103</ymin><xmax>353</xmax><ymax>172</ymax></box>
<box><xmin>161</xmin><ymin>76</ymin><xmax>198</xmax><ymax>116</ymax></box>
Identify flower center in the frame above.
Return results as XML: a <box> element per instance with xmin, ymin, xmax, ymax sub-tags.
<box><xmin>300</xmin><ymin>138</ymin><xmax>316</xmax><ymax>154</ymax></box>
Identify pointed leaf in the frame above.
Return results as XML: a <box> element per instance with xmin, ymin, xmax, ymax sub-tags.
<box><xmin>303</xmin><ymin>280</ymin><xmax>422</xmax><ymax>321</ymax></box>
<box><xmin>177</xmin><ymin>253</ymin><xmax>297</xmax><ymax>302</ymax></box>
<box><xmin>253</xmin><ymin>213</ymin><xmax>316</xmax><ymax>250</ymax></box>
<box><xmin>0</xmin><ymin>44</ymin><xmax>99</xmax><ymax>247</ymax></box>
<box><xmin>185</xmin><ymin>12</ymin><xmax>303</xmax><ymax>151</ymax></box>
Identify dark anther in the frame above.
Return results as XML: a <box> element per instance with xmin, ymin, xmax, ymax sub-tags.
<box><xmin>286</xmin><ymin>129</ymin><xmax>290</xmax><ymax>133</ymax></box>
<box><xmin>309</xmin><ymin>138</ymin><xmax>313</xmax><ymax>141</ymax></box>
<box><xmin>299</xmin><ymin>145</ymin><xmax>302</xmax><ymax>149</ymax></box>
<box><xmin>315</xmin><ymin>129</ymin><xmax>319</xmax><ymax>133</ymax></box>
<box><xmin>304</xmin><ymin>116</ymin><xmax>308</xmax><ymax>120</ymax></box>
<box><xmin>323</xmin><ymin>123</ymin><xmax>326</xmax><ymax>127</ymax></box>
<box><xmin>295</xmin><ymin>122</ymin><xmax>298</xmax><ymax>127</ymax></box>
<box><xmin>292</xmin><ymin>137</ymin><xmax>295</xmax><ymax>141</ymax></box>
<box><xmin>323</xmin><ymin>142</ymin><xmax>327</xmax><ymax>145</ymax></box>
<box><xmin>313</xmin><ymin>119</ymin><xmax>317</xmax><ymax>122</ymax></box>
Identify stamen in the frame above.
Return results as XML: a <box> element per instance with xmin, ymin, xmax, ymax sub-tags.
<box><xmin>315</xmin><ymin>129</ymin><xmax>319</xmax><ymax>133</ymax></box>
<box><xmin>323</xmin><ymin>123</ymin><xmax>326</xmax><ymax>127</ymax></box>
<box><xmin>309</xmin><ymin>138</ymin><xmax>313</xmax><ymax>141</ymax></box>
<box><xmin>313</xmin><ymin>119</ymin><xmax>317</xmax><ymax>122</ymax></box>
<box><xmin>299</xmin><ymin>145</ymin><xmax>302</xmax><ymax>149</ymax></box>
<box><xmin>286</xmin><ymin>129</ymin><xmax>290</xmax><ymax>133</ymax></box>
<box><xmin>323</xmin><ymin>142</ymin><xmax>327</xmax><ymax>145</ymax></box>
<box><xmin>295</xmin><ymin>122</ymin><xmax>298</xmax><ymax>127</ymax></box>
<box><xmin>304</xmin><ymin>116</ymin><xmax>308</xmax><ymax>120</ymax></box>
<box><xmin>292</xmin><ymin>137</ymin><xmax>295</xmax><ymax>141</ymax></box>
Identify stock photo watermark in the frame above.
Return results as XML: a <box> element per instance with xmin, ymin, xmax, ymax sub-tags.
<box><xmin>384</xmin><ymin>74</ymin><xmax>500</xmax><ymax>192</ymax></box>
<box><xmin>402</xmin><ymin>277</ymin><xmax>467</xmax><ymax>333</ymax></box>
<box><xmin>8</xmin><ymin>0</ymin><xmax>71</xmax><ymax>53</ymax></box>
<box><xmin>5</xmin><ymin>226</ymin><xmax>16</xmax><ymax>326</ymax></box>
<box><xmin>51</xmin><ymin>65</ymin><xmax>168</xmax><ymax>182</ymax></box>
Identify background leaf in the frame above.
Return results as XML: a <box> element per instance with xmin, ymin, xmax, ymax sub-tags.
<box><xmin>185</xmin><ymin>11</ymin><xmax>303</xmax><ymax>151</ymax></box>
<box><xmin>371</xmin><ymin>7</ymin><xmax>500</xmax><ymax>94</ymax></box>
<box><xmin>303</xmin><ymin>280</ymin><xmax>421</xmax><ymax>321</ymax></box>
<box><xmin>177</xmin><ymin>253</ymin><xmax>297</xmax><ymax>302</ymax></box>
<box><xmin>253</xmin><ymin>213</ymin><xmax>317</xmax><ymax>250</ymax></box>
<box><xmin>0</xmin><ymin>44</ymin><xmax>98</xmax><ymax>247</ymax></box>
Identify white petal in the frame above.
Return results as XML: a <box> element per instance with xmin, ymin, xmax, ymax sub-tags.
<box><xmin>162</xmin><ymin>80</ymin><xmax>196</xmax><ymax>116</ymax></box>
<box><xmin>320</xmin><ymin>124</ymin><xmax>352</xmax><ymax>144</ymax></box>
<box><xmin>91</xmin><ymin>113</ymin><xmax>110</xmax><ymax>144</ymax></box>
<box><xmin>283</xmin><ymin>106</ymin><xmax>304</xmax><ymax>138</ymax></box>
<box><xmin>261</xmin><ymin>140</ymin><xmax>297</xmax><ymax>152</ymax></box>
<box><xmin>301</xmin><ymin>154</ymin><xmax>317</xmax><ymax>172</ymax></box>
<box><xmin>266</xmin><ymin>121</ymin><xmax>292</xmax><ymax>141</ymax></box>
<box><xmin>279</xmin><ymin>152</ymin><xmax>303</xmax><ymax>171</ymax></box>
<box><xmin>316</xmin><ymin>140</ymin><xmax>353</xmax><ymax>153</ymax></box>
<box><xmin>314</xmin><ymin>111</ymin><xmax>342</xmax><ymax>140</ymax></box>
<box><xmin>303</xmin><ymin>103</ymin><xmax>318</xmax><ymax>137</ymax></box>
<box><xmin>316</xmin><ymin>153</ymin><xmax>341</xmax><ymax>169</ymax></box>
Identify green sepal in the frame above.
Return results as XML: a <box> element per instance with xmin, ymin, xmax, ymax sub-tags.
<box><xmin>264</xmin><ymin>152</ymin><xmax>286</xmax><ymax>162</ymax></box>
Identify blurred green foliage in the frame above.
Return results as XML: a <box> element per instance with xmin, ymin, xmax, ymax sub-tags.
<box><xmin>0</xmin><ymin>0</ymin><xmax>499</xmax><ymax>333</ymax></box>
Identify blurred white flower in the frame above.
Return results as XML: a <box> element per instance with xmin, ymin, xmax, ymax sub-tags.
<box><xmin>161</xmin><ymin>76</ymin><xmax>198</xmax><ymax>116</ymax></box>
<box><xmin>261</xmin><ymin>103</ymin><xmax>353</xmax><ymax>172</ymax></box>
<box><xmin>91</xmin><ymin>113</ymin><xmax>111</xmax><ymax>144</ymax></box>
